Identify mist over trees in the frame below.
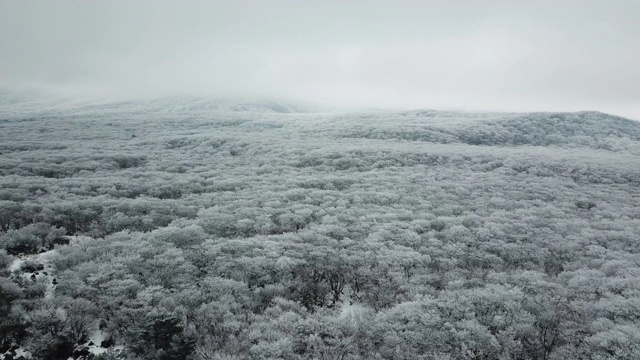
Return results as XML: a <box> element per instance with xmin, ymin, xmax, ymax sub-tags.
<box><xmin>1</xmin><ymin>97</ymin><xmax>640</xmax><ymax>359</ymax></box>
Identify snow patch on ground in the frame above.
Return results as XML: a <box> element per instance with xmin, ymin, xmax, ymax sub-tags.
<box><xmin>8</xmin><ymin>257</ymin><xmax>25</xmax><ymax>273</ymax></box>
<box><xmin>13</xmin><ymin>348</ymin><xmax>31</xmax><ymax>359</ymax></box>
<box><xmin>9</xmin><ymin>249</ymin><xmax>58</xmax><ymax>299</ymax></box>
<box><xmin>78</xmin><ymin>326</ymin><xmax>125</xmax><ymax>358</ymax></box>
<box><xmin>86</xmin><ymin>326</ymin><xmax>108</xmax><ymax>355</ymax></box>
<box><xmin>1</xmin><ymin>346</ymin><xmax>33</xmax><ymax>359</ymax></box>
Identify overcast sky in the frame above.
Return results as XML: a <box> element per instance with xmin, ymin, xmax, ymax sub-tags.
<box><xmin>0</xmin><ymin>0</ymin><xmax>638</xmax><ymax>118</ymax></box>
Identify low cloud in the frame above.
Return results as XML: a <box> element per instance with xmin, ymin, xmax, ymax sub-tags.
<box><xmin>1</xmin><ymin>0</ymin><xmax>638</xmax><ymax>118</ymax></box>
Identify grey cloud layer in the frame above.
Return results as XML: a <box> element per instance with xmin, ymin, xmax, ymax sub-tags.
<box><xmin>1</xmin><ymin>0</ymin><xmax>638</xmax><ymax>118</ymax></box>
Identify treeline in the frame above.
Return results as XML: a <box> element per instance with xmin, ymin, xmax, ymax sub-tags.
<box><xmin>339</xmin><ymin>111</ymin><xmax>640</xmax><ymax>154</ymax></box>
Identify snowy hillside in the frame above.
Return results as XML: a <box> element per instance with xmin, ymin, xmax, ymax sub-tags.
<box><xmin>1</xmin><ymin>96</ymin><xmax>640</xmax><ymax>359</ymax></box>
<box><xmin>0</xmin><ymin>94</ymin><xmax>325</xmax><ymax>122</ymax></box>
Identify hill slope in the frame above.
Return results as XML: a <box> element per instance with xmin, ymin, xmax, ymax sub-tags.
<box><xmin>1</xmin><ymin>97</ymin><xmax>639</xmax><ymax>359</ymax></box>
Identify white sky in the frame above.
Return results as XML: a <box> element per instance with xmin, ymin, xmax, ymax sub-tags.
<box><xmin>1</xmin><ymin>0</ymin><xmax>639</xmax><ymax>119</ymax></box>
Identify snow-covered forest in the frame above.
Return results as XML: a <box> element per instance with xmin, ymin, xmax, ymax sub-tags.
<box><xmin>1</xmin><ymin>96</ymin><xmax>640</xmax><ymax>359</ymax></box>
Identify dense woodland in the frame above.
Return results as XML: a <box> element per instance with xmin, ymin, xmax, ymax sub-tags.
<box><xmin>1</xmin><ymin>95</ymin><xmax>640</xmax><ymax>359</ymax></box>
